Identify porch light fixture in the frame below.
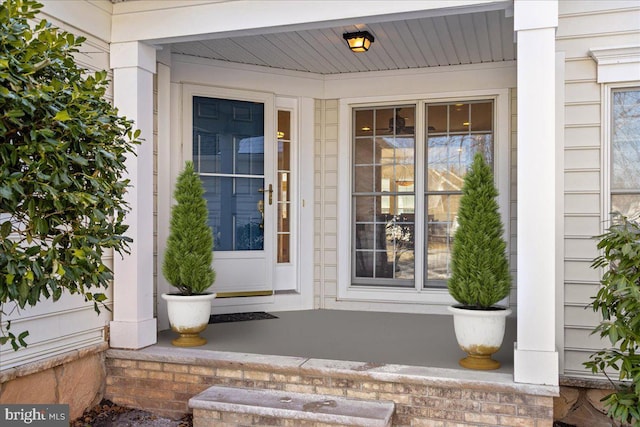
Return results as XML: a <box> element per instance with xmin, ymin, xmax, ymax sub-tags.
<box><xmin>343</xmin><ymin>31</ymin><xmax>374</xmax><ymax>52</ymax></box>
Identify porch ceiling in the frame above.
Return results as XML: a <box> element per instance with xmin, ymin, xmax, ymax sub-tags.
<box><xmin>168</xmin><ymin>9</ymin><xmax>516</xmax><ymax>75</ymax></box>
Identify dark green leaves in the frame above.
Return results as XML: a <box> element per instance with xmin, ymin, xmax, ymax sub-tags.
<box><xmin>0</xmin><ymin>0</ymin><xmax>141</xmax><ymax>350</ymax></box>
<box><xmin>0</xmin><ymin>321</ymin><xmax>29</xmax><ymax>351</ymax></box>
<box><xmin>584</xmin><ymin>213</ymin><xmax>640</xmax><ymax>425</ymax></box>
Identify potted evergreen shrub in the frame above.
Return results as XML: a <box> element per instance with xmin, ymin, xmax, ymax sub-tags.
<box><xmin>447</xmin><ymin>153</ymin><xmax>512</xmax><ymax>370</ymax></box>
<box><xmin>161</xmin><ymin>161</ymin><xmax>216</xmax><ymax>347</ymax></box>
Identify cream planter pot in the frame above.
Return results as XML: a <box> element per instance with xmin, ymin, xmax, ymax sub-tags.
<box><xmin>448</xmin><ymin>305</ymin><xmax>512</xmax><ymax>370</ymax></box>
<box><xmin>161</xmin><ymin>293</ymin><xmax>217</xmax><ymax>347</ymax></box>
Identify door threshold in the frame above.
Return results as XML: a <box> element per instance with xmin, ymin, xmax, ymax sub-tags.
<box><xmin>216</xmin><ymin>290</ymin><xmax>274</xmax><ymax>298</ymax></box>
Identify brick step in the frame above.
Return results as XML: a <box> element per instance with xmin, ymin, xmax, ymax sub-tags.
<box><xmin>189</xmin><ymin>385</ymin><xmax>395</xmax><ymax>427</ymax></box>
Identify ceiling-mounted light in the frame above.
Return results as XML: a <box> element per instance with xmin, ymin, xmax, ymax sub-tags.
<box><xmin>343</xmin><ymin>30</ymin><xmax>375</xmax><ymax>52</ymax></box>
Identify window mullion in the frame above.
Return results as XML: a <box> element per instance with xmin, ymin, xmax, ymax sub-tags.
<box><xmin>414</xmin><ymin>101</ymin><xmax>426</xmax><ymax>292</ymax></box>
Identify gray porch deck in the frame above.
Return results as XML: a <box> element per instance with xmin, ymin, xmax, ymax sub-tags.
<box><xmin>156</xmin><ymin>309</ymin><xmax>516</xmax><ymax>374</ymax></box>
<box><xmin>107</xmin><ymin>310</ymin><xmax>561</xmax><ymax>424</ymax></box>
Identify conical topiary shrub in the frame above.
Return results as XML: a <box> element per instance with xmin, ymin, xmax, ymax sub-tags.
<box><xmin>448</xmin><ymin>152</ymin><xmax>511</xmax><ymax>309</ymax></box>
<box><xmin>447</xmin><ymin>152</ymin><xmax>512</xmax><ymax>370</ymax></box>
<box><xmin>163</xmin><ymin>161</ymin><xmax>216</xmax><ymax>295</ymax></box>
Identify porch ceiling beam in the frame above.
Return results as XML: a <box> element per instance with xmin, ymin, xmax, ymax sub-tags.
<box><xmin>110</xmin><ymin>0</ymin><xmax>511</xmax><ymax>45</ymax></box>
<box><xmin>40</xmin><ymin>0</ymin><xmax>112</xmax><ymax>43</ymax></box>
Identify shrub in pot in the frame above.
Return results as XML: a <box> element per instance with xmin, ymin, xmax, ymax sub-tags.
<box><xmin>161</xmin><ymin>161</ymin><xmax>216</xmax><ymax>347</ymax></box>
<box><xmin>447</xmin><ymin>153</ymin><xmax>512</xmax><ymax>370</ymax></box>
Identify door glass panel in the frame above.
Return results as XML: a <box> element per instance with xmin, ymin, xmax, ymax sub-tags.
<box><xmin>200</xmin><ymin>176</ymin><xmax>264</xmax><ymax>251</ymax></box>
<box><xmin>277</xmin><ymin>110</ymin><xmax>291</xmax><ymax>263</ymax></box>
<box><xmin>193</xmin><ymin>96</ymin><xmax>264</xmax><ymax>251</ymax></box>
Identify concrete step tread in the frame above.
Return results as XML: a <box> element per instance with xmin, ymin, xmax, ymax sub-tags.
<box><xmin>189</xmin><ymin>385</ymin><xmax>394</xmax><ymax>426</ymax></box>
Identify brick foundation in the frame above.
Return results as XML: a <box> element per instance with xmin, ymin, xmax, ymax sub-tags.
<box><xmin>105</xmin><ymin>348</ymin><xmax>555</xmax><ymax>426</ymax></box>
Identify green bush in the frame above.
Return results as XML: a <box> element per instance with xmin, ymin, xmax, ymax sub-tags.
<box><xmin>162</xmin><ymin>161</ymin><xmax>216</xmax><ymax>295</ymax></box>
<box><xmin>447</xmin><ymin>153</ymin><xmax>511</xmax><ymax>308</ymax></box>
<box><xmin>585</xmin><ymin>214</ymin><xmax>640</xmax><ymax>425</ymax></box>
<box><xmin>0</xmin><ymin>0</ymin><xmax>141</xmax><ymax>349</ymax></box>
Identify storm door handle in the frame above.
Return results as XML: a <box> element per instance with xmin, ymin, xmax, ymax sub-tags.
<box><xmin>258</xmin><ymin>184</ymin><xmax>273</xmax><ymax>205</ymax></box>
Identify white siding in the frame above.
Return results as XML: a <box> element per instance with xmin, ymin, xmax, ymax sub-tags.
<box><xmin>314</xmin><ymin>99</ymin><xmax>340</xmax><ymax>308</ymax></box>
<box><xmin>0</xmin><ymin>5</ymin><xmax>113</xmax><ymax>371</ymax></box>
<box><xmin>558</xmin><ymin>1</ymin><xmax>640</xmax><ymax>377</ymax></box>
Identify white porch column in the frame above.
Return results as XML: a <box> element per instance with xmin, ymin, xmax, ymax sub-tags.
<box><xmin>514</xmin><ymin>0</ymin><xmax>560</xmax><ymax>385</ymax></box>
<box><xmin>109</xmin><ymin>41</ymin><xmax>157</xmax><ymax>349</ymax></box>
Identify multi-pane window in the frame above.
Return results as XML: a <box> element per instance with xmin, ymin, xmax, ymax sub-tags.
<box><xmin>351</xmin><ymin>101</ymin><xmax>494</xmax><ymax>288</ymax></box>
<box><xmin>611</xmin><ymin>89</ymin><xmax>640</xmax><ymax>219</ymax></box>
<box><xmin>353</xmin><ymin>106</ymin><xmax>416</xmax><ymax>286</ymax></box>
<box><xmin>425</xmin><ymin>101</ymin><xmax>493</xmax><ymax>287</ymax></box>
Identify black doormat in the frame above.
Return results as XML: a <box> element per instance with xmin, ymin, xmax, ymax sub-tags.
<box><xmin>209</xmin><ymin>311</ymin><xmax>278</xmax><ymax>324</ymax></box>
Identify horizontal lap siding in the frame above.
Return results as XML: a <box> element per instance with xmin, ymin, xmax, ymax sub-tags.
<box><xmin>315</xmin><ymin>99</ymin><xmax>340</xmax><ymax>308</ymax></box>
<box><xmin>558</xmin><ymin>2</ymin><xmax>640</xmax><ymax>377</ymax></box>
<box><xmin>0</xmin><ymin>13</ymin><xmax>113</xmax><ymax>371</ymax></box>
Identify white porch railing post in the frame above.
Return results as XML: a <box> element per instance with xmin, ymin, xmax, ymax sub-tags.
<box><xmin>514</xmin><ymin>0</ymin><xmax>560</xmax><ymax>385</ymax></box>
<box><xmin>109</xmin><ymin>41</ymin><xmax>157</xmax><ymax>349</ymax></box>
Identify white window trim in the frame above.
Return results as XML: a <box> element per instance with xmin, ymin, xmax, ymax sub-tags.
<box><xmin>337</xmin><ymin>89</ymin><xmax>510</xmax><ymax>306</ymax></box>
<box><xmin>601</xmin><ymin>82</ymin><xmax>640</xmax><ymax>231</ymax></box>
<box><xmin>589</xmin><ymin>46</ymin><xmax>640</xmax><ymax>84</ymax></box>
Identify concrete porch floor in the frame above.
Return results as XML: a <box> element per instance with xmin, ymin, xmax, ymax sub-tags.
<box><xmin>156</xmin><ymin>309</ymin><xmax>516</xmax><ymax>375</ymax></box>
<box><xmin>108</xmin><ymin>310</ymin><xmax>560</xmax><ymax>424</ymax></box>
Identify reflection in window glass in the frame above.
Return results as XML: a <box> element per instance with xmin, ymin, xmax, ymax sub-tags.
<box><xmin>425</xmin><ymin>101</ymin><xmax>494</xmax><ymax>288</ymax></box>
<box><xmin>351</xmin><ymin>101</ymin><xmax>495</xmax><ymax>289</ymax></box>
<box><xmin>611</xmin><ymin>89</ymin><xmax>640</xmax><ymax>219</ymax></box>
<box><xmin>353</xmin><ymin>106</ymin><xmax>416</xmax><ymax>286</ymax></box>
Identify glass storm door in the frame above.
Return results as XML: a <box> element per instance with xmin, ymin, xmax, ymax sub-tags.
<box><xmin>193</xmin><ymin>95</ymin><xmax>275</xmax><ymax>296</ymax></box>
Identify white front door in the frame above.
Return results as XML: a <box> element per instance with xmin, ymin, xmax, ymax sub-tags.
<box><xmin>186</xmin><ymin>87</ymin><xmax>276</xmax><ymax>296</ymax></box>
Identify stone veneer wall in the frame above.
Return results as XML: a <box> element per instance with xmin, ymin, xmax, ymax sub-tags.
<box><xmin>0</xmin><ymin>343</ymin><xmax>107</xmax><ymax>419</ymax></box>
<box><xmin>105</xmin><ymin>348</ymin><xmax>554</xmax><ymax>426</ymax></box>
<box><xmin>554</xmin><ymin>379</ymin><xmax>622</xmax><ymax>427</ymax></box>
